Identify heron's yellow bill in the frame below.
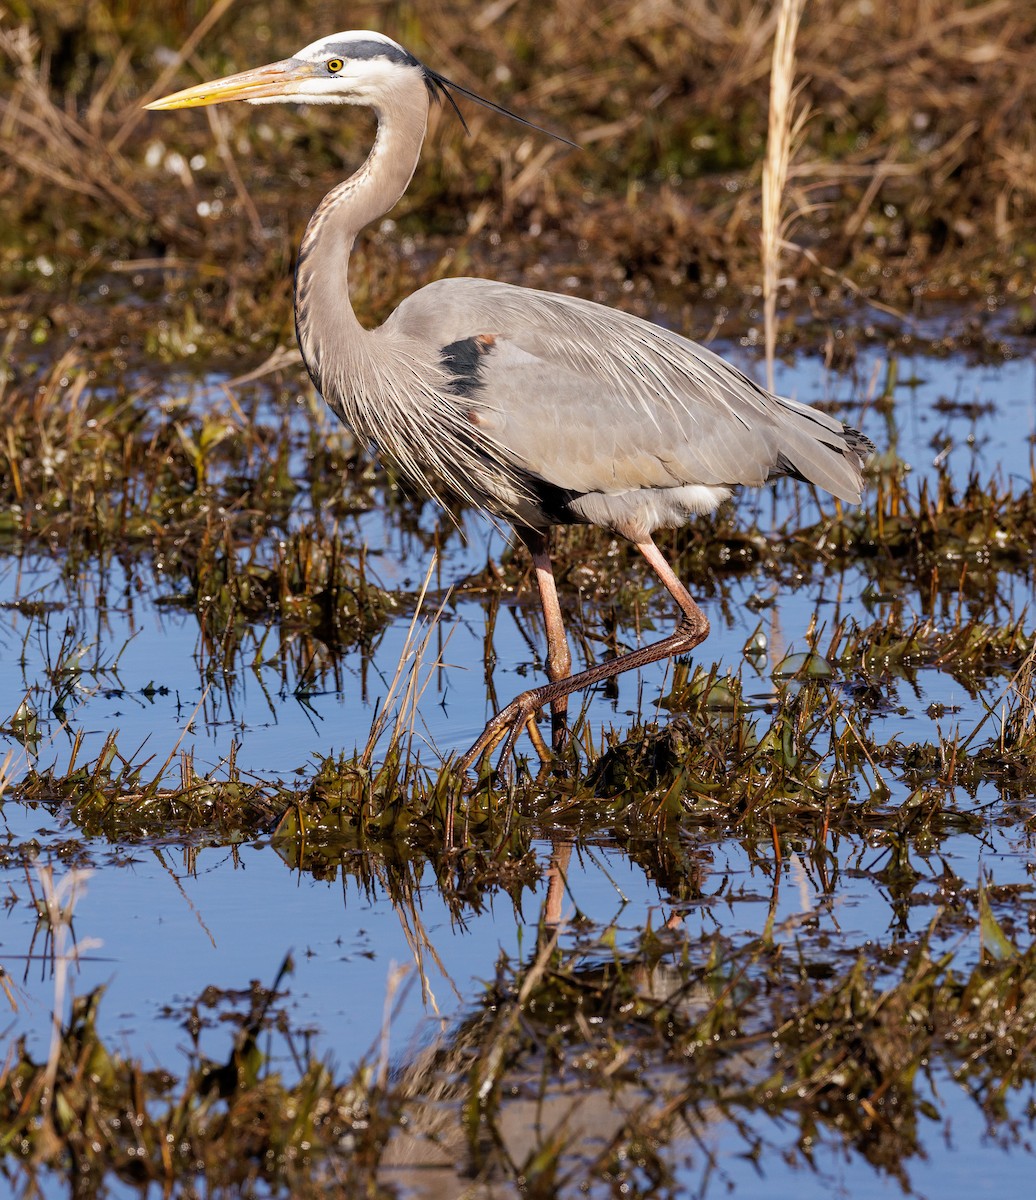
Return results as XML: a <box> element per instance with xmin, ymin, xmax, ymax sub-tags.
<box><xmin>144</xmin><ymin>60</ymin><xmax>309</xmax><ymax>110</ymax></box>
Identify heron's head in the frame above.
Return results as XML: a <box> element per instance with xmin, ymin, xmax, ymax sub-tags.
<box><xmin>145</xmin><ymin>29</ymin><xmax>577</xmax><ymax>146</ymax></box>
<box><xmin>145</xmin><ymin>31</ymin><xmax>430</xmax><ymax>110</ymax></box>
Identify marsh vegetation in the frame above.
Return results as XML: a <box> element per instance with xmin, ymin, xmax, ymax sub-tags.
<box><xmin>1</xmin><ymin>1</ymin><xmax>1036</xmax><ymax>1196</ymax></box>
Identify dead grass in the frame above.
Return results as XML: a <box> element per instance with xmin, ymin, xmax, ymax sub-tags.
<box><xmin>2</xmin><ymin>0</ymin><xmax>1036</xmax><ymax>346</ymax></box>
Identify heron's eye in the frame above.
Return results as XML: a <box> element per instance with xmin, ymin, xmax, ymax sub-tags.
<box><xmin>326</xmin><ymin>58</ymin><xmax>344</xmax><ymax>74</ymax></box>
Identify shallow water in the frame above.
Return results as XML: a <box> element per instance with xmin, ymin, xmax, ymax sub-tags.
<box><xmin>2</xmin><ymin>335</ymin><xmax>1035</xmax><ymax>1195</ymax></box>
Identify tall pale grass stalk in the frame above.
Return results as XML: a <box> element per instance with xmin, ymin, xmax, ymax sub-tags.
<box><xmin>360</xmin><ymin>555</ymin><xmax>453</xmax><ymax>768</ymax></box>
<box><xmin>36</xmin><ymin>867</ymin><xmax>102</xmax><ymax>1111</ymax></box>
<box><xmin>762</xmin><ymin>0</ymin><xmax>808</xmax><ymax>394</ymax></box>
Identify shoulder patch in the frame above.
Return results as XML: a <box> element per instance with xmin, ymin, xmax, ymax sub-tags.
<box><xmin>440</xmin><ymin>334</ymin><xmax>497</xmax><ymax>397</ymax></box>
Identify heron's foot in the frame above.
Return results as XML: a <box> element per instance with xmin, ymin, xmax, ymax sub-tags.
<box><xmin>456</xmin><ymin>692</ymin><xmax>547</xmax><ymax>777</ymax></box>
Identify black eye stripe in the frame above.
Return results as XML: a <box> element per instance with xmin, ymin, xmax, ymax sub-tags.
<box><xmin>317</xmin><ymin>39</ymin><xmax>421</xmax><ymax>69</ymax></box>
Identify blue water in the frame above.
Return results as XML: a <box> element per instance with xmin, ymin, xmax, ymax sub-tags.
<box><xmin>1</xmin><ymin>336</ymin><xmax>1035</xmax><ymax>1195</ymax></box>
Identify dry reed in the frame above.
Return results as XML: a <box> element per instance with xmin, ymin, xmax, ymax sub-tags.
<box><xmin>762</xmin><ymin>0</ymin><xmax>808</xmax><ymax>391</ymax></box>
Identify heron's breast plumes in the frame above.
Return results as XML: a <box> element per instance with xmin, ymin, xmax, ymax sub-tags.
<box><xmin>296</xmin><ymin>312</ymin><xmax>538</xmax><ymax>520</ymax></box>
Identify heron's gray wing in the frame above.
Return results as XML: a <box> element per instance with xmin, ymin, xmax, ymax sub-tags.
<box><xmin>383</xmin><ymin>277</ymin><xmax>868</xmax><ymax>502</ymax></box>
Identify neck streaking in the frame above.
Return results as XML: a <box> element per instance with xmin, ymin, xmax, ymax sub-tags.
<box><xmin>293</xmin><ymin>75</ymin><xmax>430</xmax><ymax>394</ymax></box>
<box><xmin>289</xmin><ymin>69</ymin><xmax>537</xmax><ymax>522</ymax></box>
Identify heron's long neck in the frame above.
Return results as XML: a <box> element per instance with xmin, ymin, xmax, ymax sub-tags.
<box><xmin>294</xmin><ymin>83</ymin><xmax>429</xmax><ymax>393</ymax></box>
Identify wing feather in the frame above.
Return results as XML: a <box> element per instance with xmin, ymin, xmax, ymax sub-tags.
<box><xmin>382</xmin><ymin>277</ymin><xmax>870</xmax><ymax>503</ymax></box>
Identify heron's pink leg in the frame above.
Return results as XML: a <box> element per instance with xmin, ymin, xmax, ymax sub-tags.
<box><xmin>459</xmin><ymin>536</ymin><xmax>710</xmax><ymax>773</ymax></box>
<box><xmin>637</xmin><ymin>536</ymin><xmax>704</xmax><ymax>625</ymax></box>
<box><xmin>527</xmin><ymin>532</ymin><xmax>573</xmax><ymax>751</ymax></box>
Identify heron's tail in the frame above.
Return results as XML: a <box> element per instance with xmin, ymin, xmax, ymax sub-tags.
<box><xmin>768</xmin><ymin>397</ymin><xmax>874</xmax><ymax>503</ymax></box>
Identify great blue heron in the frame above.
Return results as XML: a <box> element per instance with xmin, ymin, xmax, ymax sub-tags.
<box><xmin>147</xmin><ymin>30</ymin><xmax>873</xmax><ymax>772</ymax></box>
